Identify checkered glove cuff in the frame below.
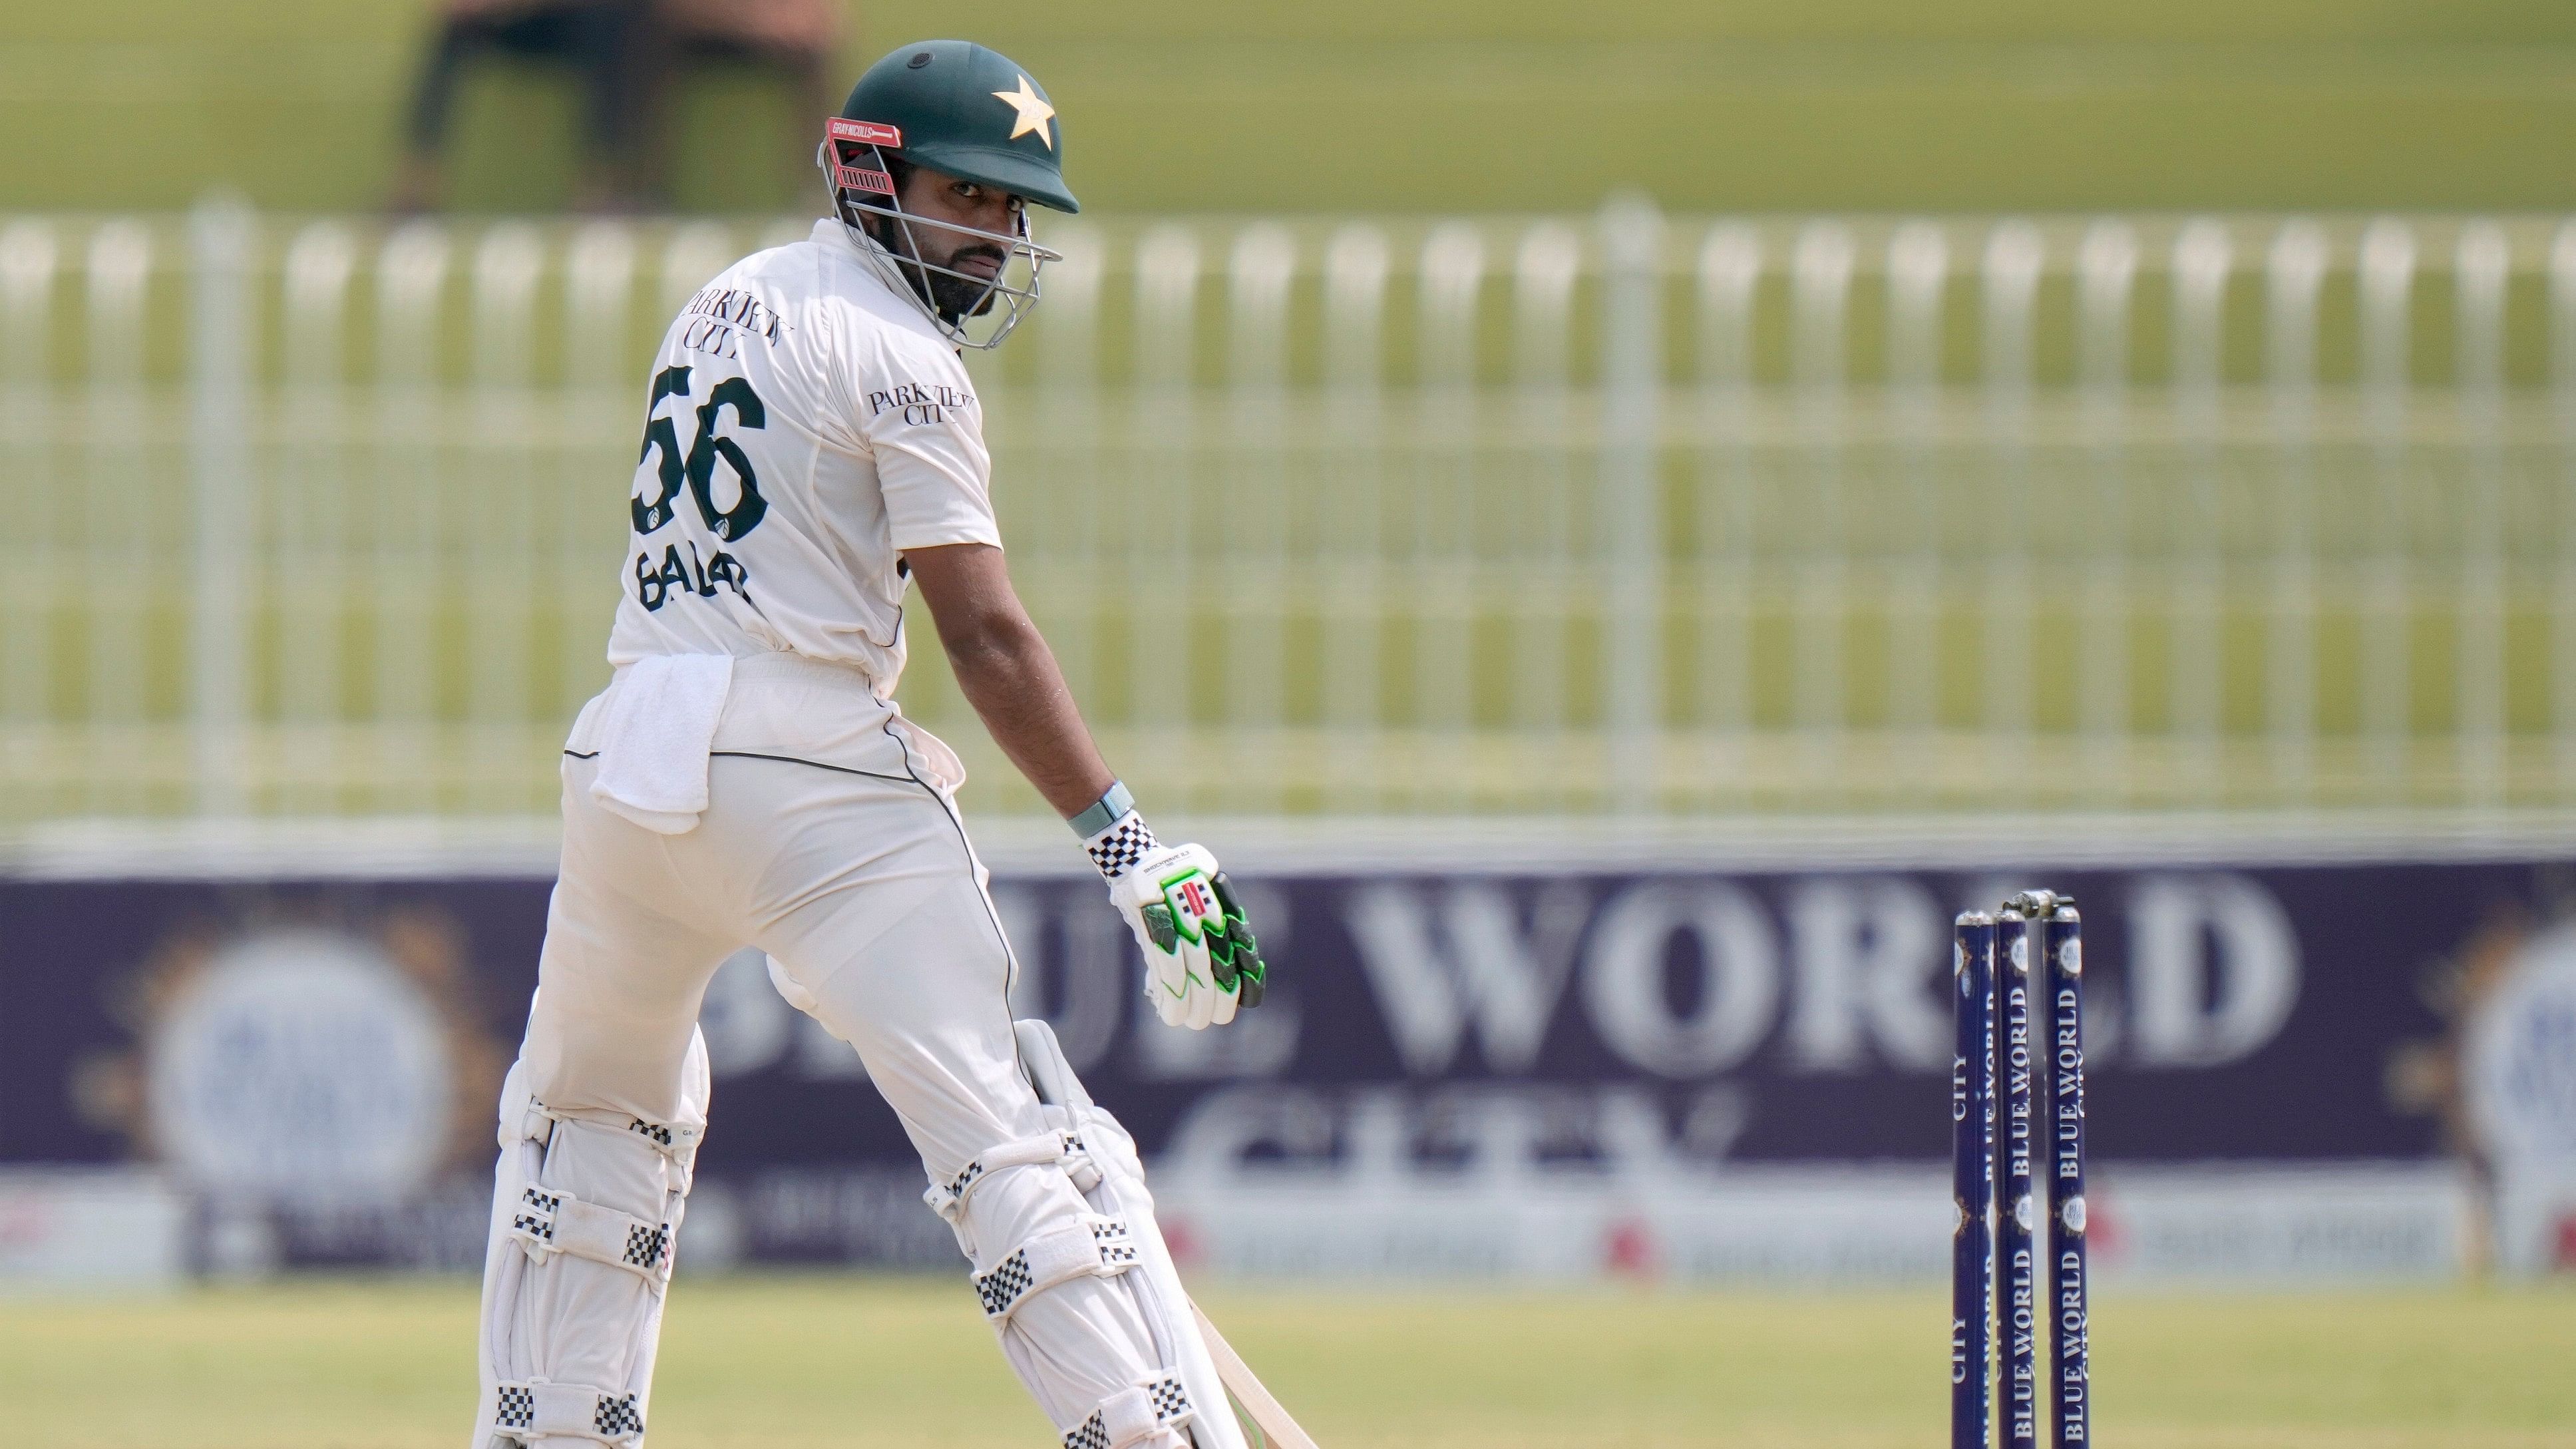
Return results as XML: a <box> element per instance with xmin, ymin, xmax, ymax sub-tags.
<box><xmin>1082</xmin><ymin>811</ymin><xmax>1158</xmax><ymax>880</ymax></box>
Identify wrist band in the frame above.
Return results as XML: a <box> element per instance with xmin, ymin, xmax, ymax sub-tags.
<box><xmin>1067</xmin><ymin>779</ymin><xmax>1134</xmax><ymax>837</ymax></box>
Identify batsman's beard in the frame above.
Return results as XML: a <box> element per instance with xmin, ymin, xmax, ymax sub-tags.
<box><xmin>902</xmin><ymin>239</ymin><xmax>1009</xmax><ymax>319</ymax></box>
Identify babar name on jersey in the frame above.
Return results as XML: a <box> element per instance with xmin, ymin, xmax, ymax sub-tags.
<box><xmin>635</xmin><ymin>539</ymin><xmax>749</xmax><ymax>612</ymax></box>
<box><xmin>630</xmin><ymin>363</ymin><xmax>770</xmax><ymax>612</ymax></box>
<box><xmin>678</xmin><ymin>285</ymin><xmax>787</xmax><ymax>361</ymax></box>
<box><xmin>866</xmin><ymin>381</ymin><xmax>976</xmax><ymax>426</ymax></box>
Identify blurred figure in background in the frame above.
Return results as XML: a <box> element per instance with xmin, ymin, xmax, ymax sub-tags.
<box><xmin>641</xmin><ymin>0</ymin><xmax>844</xmax><ymax>206</ymax></box>
<box><xmin>393</xmin><ymin>0</ymin><xmax>654</xmax><ymax>213</ymax></box>
<box><xmin>393</xmin><ymin>0</ymin><xmax>844</xmax><ymax>213</ymax></box>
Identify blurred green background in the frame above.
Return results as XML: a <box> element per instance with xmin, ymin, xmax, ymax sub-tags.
<box><xmin>7</xmin><ymin>1</ymin><xmax>2576</xmax><ymax>215</ymax></box>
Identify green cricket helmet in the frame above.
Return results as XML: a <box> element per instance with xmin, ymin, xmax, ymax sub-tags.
<box><xmin>819</xmin><ymin>41</ymin><xmax>1075</xmax><ymax>349</ymax></box>
<box><xmin>835</xmin><ymin>40</ymin><xmax>1078</xmax><ymax>214</ymax></box>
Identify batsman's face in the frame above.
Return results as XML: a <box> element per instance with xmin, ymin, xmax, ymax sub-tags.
<box><xmin>890</xmin><ymin>166</ymin><xmax>1025</xmax><ymax>315</ymax></box>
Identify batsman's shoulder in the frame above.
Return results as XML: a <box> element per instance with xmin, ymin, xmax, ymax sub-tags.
<box><xmin>848</xmin><ymin>313</ymin><xmax>981</xmax><ymax>411</ymax></box>
<box><xmin>703</xmin><ymin>234</ymin><xmax>813</xmax><ymax>295</ymax></box>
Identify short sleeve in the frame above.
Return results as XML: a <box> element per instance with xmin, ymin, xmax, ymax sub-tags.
<box><xmin>858</xmin><ymin>341</ymin><xmax>1002</xmax><ymax>552</ymax></box>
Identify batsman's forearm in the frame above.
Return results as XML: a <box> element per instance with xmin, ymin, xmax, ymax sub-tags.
<box><xmin>942</xmin><ymin>620</ymin><xmax>1117</xmax><ymax>817</ymax></box>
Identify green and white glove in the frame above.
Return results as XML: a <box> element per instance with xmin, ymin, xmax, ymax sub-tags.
<box><xmin>1079</xmin><ymin>792</ymin><xmax>1267</xmax><ymax>1030</ymax></box>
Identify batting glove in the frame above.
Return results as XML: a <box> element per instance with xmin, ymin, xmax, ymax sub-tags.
<box><xmin>1081</xmin><ymin>807</ymin><xmax>1267</xmax><ymax>1030</ymax></box>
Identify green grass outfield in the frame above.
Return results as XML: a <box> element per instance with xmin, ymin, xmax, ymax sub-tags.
<box><xmin>7</xmin><ymin>2</ymin><xmax>2576</xmax><ymax>214</ymax></box>
<box><xmin>3</xmin><ymin>1276</ymin><xmax>2572</xmax><ymax>1448</ymax></box>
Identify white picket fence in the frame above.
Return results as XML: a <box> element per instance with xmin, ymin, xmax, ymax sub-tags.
<box><xmin>2</xmin><ymin>202</ymin><xmax>2573</xmax><ymax>821</ymax></box>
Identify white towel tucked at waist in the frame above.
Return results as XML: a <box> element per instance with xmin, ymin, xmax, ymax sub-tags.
<box><xmin>588</xmin><ymin>653</ymin><xmax>735</xmax><ymax>834</ymax></box>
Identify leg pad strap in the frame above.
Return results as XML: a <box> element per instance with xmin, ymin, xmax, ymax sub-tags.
<box><xmin>508</xmin><ymin>1185</ymin><xmax>674</xmax><ymax>1287</ymax></box>
<box><xmin>1063</xmin><ymin>1372</ymin><xmax>1194</xmax><ymax>1449</ymax></box>
<box><xmin>506</xmin><ymin>1096</ymin><xmax>704</xmax><ymax>1185</ymax></box>
<box><xmin>972</xmin><ymin>1213</ymin><xmax>1137</xmax><ymax>1321</ymax></box>
<box><xmin>926</xmin><ymin>1130</ymin><xmax>1092</xmax><ymax>1222</ymax></box>
<box><xmin>492</xmin><ymin>1379</ymin><xmax>645</xmax><ymax>1446</ymax></box>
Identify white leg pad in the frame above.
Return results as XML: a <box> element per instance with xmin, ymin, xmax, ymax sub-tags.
<box><xmin>1006</xmin><ymin>1019</ymin><xmax>1251</xmax><ymax>1449</ymax></box>
<box><xmin>938</xmin><ymin>1149</ymin><xmax>1198</xmax><ymax>1449</ymax></box>
<box><xmin>472</xmin><ymin>1031</ymin><xmax>709</xmax><ymax>1449</ymax></box>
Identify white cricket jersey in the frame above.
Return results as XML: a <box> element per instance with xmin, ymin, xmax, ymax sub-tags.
<box><xmin>604</xmin><ymin>218</ymin><xmax>999</xmax><ymax>696</ymax></box>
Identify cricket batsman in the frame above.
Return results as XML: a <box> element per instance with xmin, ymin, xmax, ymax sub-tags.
<box><xmin>469</xmin><ymin>39</ymin><xmax>1269</xmax><ymax>1449</ymax></box>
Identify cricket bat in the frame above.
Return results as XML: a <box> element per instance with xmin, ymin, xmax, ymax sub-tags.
<box><xmin>1192</xmin><ymin>1301</ymin><xmax>1322</xmax><ymax>1449</ymax></box>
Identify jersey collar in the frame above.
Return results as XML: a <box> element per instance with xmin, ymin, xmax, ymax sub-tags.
<box><xmin>810</xmin><ymin>218</ymin><xmax>959</xmax><ymax>349</ymax></box>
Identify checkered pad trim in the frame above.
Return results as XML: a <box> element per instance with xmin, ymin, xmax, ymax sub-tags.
<box><xmin>494</xmin><ymin>1385</ymin><xmax>536</xmax><ymax>1430</ymax></box>
<box><xmin>1085</xmin><ymin>817</ymin><xmax>1157</xmax><ymax>879</ymax></box>
<box><xmin>596</xmin><ymin>1394</ymin><xmax>644</xmax><ymax>1437</ymax></box>
<box><xmin>940</xmin><ymin>1155</ymin><xmax>990</xmax><ymax>1205</ymax></box>
<box><xmin>1060</xmin><ymin>1374</ymin><xmax>1192</xmax><ymax>1449</ymax></box>
<box><xmin>976</xmin><ymin>1251</ymin><xmax>1036</xmax><ymax>1316</ymax></box>
<box><xmin>624</xmin><ymin>1223</ymin><xmax>671</xmax><ymax>1271</ymax></box>
<box><xmin>1093</xmin><ymin>1217</ymin><xmax>1139</xmax><ymax>1266</ymax></box>
<box><xmin>628</xmin><ymin>1118</ymin><xmax>673</xmax><ymax>1147</ymax></box>
<box><xmin>512</xmin><ymin>1187</ymin><xmax>560</xmax><ymax>1242</ymax></box>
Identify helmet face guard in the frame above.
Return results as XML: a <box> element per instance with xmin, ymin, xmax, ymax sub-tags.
<box><xmin>819</xmin><ymin>118</ymin><xmax>1059</xmax><ymax>351</ymax></box>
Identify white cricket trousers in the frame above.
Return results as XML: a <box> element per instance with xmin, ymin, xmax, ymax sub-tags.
<box><xmin>495</xmin><ymin>653</ymin><xmax>1183</xmax><ymax>1446</ymax></box>
<box><xmin>531</xmin><ymin>736</ymin><xmax>1031</xmax><ymax>1179</ymax></box>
